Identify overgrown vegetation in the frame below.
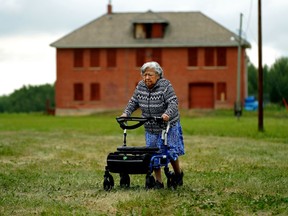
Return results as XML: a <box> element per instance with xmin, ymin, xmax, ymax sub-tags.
<box><xmin>0</xmin><ymin>84</ymin><xmax>54</xmax><ymax>113</ymax></box>
<box><xmin>0</xmin><ymin>110</ymin><xmax>287</xmax><ymax>215</ymax></box>
<box><xmin>248</xmin><ymin>57</ymin><xmax>288</xmax><ymax>105</ymax></box>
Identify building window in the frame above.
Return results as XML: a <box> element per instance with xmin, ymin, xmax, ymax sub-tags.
<box><xmin>107</xmin><ymin>49</ymin><xmax>116</xmax><ymax>67</ymax></box>
<box><xmin>135</xmin><ymin>24</ymin><xmax>146</xmax><ymax>39</ymax></box>
<box><xmin>90</xmin><ymin>49</ymin><xmax>100</xmax><ymax>67</ymax></box>
<box><xmin>205</xmin><ymin>48</ymin><xmax>214</xmax><ymax>66</ymax></box>
<box><xmin>134</xmin><ymin>23</ymin><xmax>166</xmax><ymax>39</ymax></box>
<box><xmin>152</xmin><ymin>48</ymin><xmax>162</xmax><ymax>65</ymax></box>
<box><xmin>90</xmin><ymin>83</ymin><xmax>100</xmax><ymax>101</ymax></box>
<box><xmin>145</xmin><ymin>24</ymin><xmax>153</xmax><ymax>38</ymax></box>
<box><xmin>217</xmin><ymin>48</ymin><xmax>227</xmax><ymax>66</ymax></box>
<box><xmin>217</xmin><ymin>82</ymin><xmax>227</xmax><ymax>101</ymax></box>
<box><xmin>74</xmin><ymin>83</ymin><xmax>84</xmax><ymax>101</ymax></box>
<box><xmin>188</xmin><ymin>48</ymin><xmax>198</xmax><ymax>67</ymax></box>
<box><xmin>152</xmin><ymin>23</ymin><xmax>164</xmax><ymax>38</ymax></box>
<box><xmin>136</xmin><ymin>48</ymin><xmax>162</xmax><ymax>67</ymax></box>
<box><xmin>136</xmin><ymin>48</ymin><xmax>145</xmax><ymax>67</ymax></box>
<box><xmin>74</xmin><ymin>49</ymin><xmax>84</xmax><ymax>68</ymax></box>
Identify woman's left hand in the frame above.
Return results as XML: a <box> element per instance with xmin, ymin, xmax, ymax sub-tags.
<box><xmin>162</xmin><ymin>113</ymin><xmax>170</xmax><ymax>122</ymax></box>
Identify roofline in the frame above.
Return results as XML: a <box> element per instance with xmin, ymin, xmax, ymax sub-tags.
<box><xmin>50</xmin><ymin>43</ymin><xmax>251</xmax><ymax>49</ymax></box>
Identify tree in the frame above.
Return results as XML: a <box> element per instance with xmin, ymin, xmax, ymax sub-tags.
<box><xmin>263</xmin><ymin>64</ymin><xmax>269</xmax><ymax>102</ymax></box>
<box><xmin>248</xmin><ymin>62</ymin><xmax>258</xmax><ymax>96</ymax></box>
<box><xmin>0</xmin><ymin>84</ymin><xmax>55</xmax><ymax>113</ymax></box>
<box><xmin>0</xmin><ymin>96</ymin><xmax>9</xmax><ymax>112</ymax></box>
<box><xmin>268</xmin><ymin>57</ymin><xmax>288</xmax><ymax>105</ymax></box>
<box><xmin>247</xmin><ymin>62</ymin><xmax>269</xmax><ymax>100</ymax></box>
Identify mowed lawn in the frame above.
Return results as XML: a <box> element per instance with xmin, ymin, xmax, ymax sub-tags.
<box><xmin>0</xmin><ymin>109</ymin><xmax>287</xmax><ymax>215</ymax></box>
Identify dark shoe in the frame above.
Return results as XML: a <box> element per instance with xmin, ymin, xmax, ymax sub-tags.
<box><xmin>154</xmin><ymin>180</ymin><xmax>164</xmax><ymax>189</ymax></box>
<box><xmin>174</xmin><ymin>171</ymin><xmax>184</xmax><ymax>186</ymax></box>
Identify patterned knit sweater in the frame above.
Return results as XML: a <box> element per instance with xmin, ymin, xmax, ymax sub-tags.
<box><xmin>123</xmin><ymin>78</ymin><xmax>180</xmax><ymax>133</ymax></box>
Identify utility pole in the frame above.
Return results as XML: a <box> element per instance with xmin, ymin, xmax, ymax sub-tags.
<box><xmin>235</xmin><ymin>13</ymin><xmax>243</xmax><ymax>119</ymax></box>
<box><xmin>258</xmin><ymin>0</ymin><xmax>264</xmax><ymax>131</ymax></box>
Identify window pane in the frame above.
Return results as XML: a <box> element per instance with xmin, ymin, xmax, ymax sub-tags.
<box><xmin>90</xmin><ymin>83</ymin><xmax>100</xmax><ymax>101</ymax></box>
<box><xmin>205</xmin><ymin>48</ymin><xmax>214</xmax><ymax>66</ymax></box>
<box><xmin>145</xmin><ymin>24</ymin><xmax>152</xmax><ymax>38</ymax></box>
<box><xmin>152</xmin><ymin>23</ymin><xmax>164</xmax><ymax>38</ymax></box>
<box><xmin>217</xmin><ymin>48</ymin><xmax>227</xmax><ymax>66</ymax></box>
<box><xmin>74</xmin><ymin>83</ymin><xmax>84</xmax><ymax>101</ymax></box>
<box><xmin>217</xmin><ymin>82</ymin><xmax>226</xmax><ymax>101</ymax></box>
<box><xmin>135</xmin><ymin>24</ymin><xmax>146</xmax><ymax>39</ymax></box>
<box><xmin>188</xmin><ymin>48</ymin><xmax>198</xmax><ymax>66</ymax></box>
<box><xmin>107</xmin><ymin>49</ymin><xmax>116</xmax><ymax>67</ymax></box>
<box><xmin>90</xmin><ymin>49</ymin><xmax>100</xmax><ymax>67</ymax></box>
<box><xmin>152</xmin><ymin>48</ymin><xmax>162</xmax><ymax>65</ymax></box>
<box><xmin>136</xmin><ymin>48</ymin><xmax>145</xmax><ymax>67</ymax></box>
<box><xmin>74</xmin><ymin>49</ymin><xmax>84</xmax><ymax>67</ymax></box>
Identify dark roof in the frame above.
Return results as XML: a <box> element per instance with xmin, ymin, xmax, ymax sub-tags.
<box><xmin>50</xmin><ymin>11</ymin><xmax>250</xmax><ymax>48</ymax></box>
<box><xmin>132</xmin><ymin>10</ymin><xmax>169</xmax><ymax>24</ymax></box>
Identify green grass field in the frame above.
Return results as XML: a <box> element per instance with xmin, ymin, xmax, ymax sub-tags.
<box><xmin>0</xmin><ymin>109</ymin><xmax>288</xmax><ymax>215</ymax></box>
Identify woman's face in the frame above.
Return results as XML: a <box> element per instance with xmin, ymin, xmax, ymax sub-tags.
<box><xmin>142</xmin><ymin>68</ymin><xmax>160</xmax><ymax>89</ymax></box>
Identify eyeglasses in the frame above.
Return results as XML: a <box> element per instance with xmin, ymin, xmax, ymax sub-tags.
<box><xmin>142</xmin><ymin>73</ymin><xmax>156</xmax><ymax>77</ymax></box>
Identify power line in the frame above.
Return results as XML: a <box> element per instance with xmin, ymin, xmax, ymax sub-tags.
<box><xmin>245</xmin><ymin>0</ymin><xmax>254</xmax><ymax>34</ymax></box>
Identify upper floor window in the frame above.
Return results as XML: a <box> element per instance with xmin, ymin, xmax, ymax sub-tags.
<box><xmin>90</xmin><ymin>49</ymin><xmax>100</xmax><ymax>67</ymax></box>
<box><xmin>135</xmin><ymin>48</ymin><xmax>162</xmax><ymax>67</ymax></box>
<box><xmin>205</xmin><ymin>48</ymin><xmax>214</xmax><ymax>66</ymax></box>
<box><xmin>151</xmin><ymin>48</ymin><xmax>162</xmax><ymax>65</ymax></box>
<box><xmin>136</xmin><ymin>48</ymin><xmax>145</xmax><ymax>67</ymax></box>
<box><xmin>217</xmin><ymin>47</ymin><xmax>227</xmax><ymax>66</ymax></box>
<box><xmin>74</xmin><ymin>49</ymin><xmax>84</xmax><ymax>68</ymax></box>
<box><xmin>204</xmin><ymin>47</ymin><xmax>227</xmax><ymax>67</ymax></box>
<box><xmin>188</xmin><ymin>48</ymin><xmax>198</xmax><ymax>67</ymax></box>
<box><xmin>134</xmin><ymin>23</ymin><xmax>166</xmax><ymax>39</ymax></box>
<box><xmin>152</xmin><ymin>23</ymin><xmax>164</xmax><ymax>38</ymax></box>
<box><xmin>107</xmin><ymin>49</ymin><xmax>116</xmax><ymax>67</ymax></box>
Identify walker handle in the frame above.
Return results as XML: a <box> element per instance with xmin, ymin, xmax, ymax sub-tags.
<box><xmin>116</xmin><ymin>116</ymin><xmax>163</xmax><ymax>130</ymax></box>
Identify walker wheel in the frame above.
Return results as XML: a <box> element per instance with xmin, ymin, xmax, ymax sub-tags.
<box><xmin>103</xmin><ymin>172</ymin><xmax>114</xmax><ymax>191</ymax></box>
<box><xmin>166</xmin><ymin>171</ymin><xmax>177</xmax><ymax>189</ymax></box>
<box><xmin>145</xmin><ymin>173</ymin><xmax>155</xmax><ymax>189</ymax></box>
<box><xmin>120</xmin><ymin>173</ymin><xmax>130</xmax><ymax>188</ymax></box>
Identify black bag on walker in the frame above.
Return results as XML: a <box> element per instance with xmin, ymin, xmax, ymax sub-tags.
<box><xmin>106</xmin><ymin>146</ymin><xmax>160</xmax><ymax>174</ymax></box>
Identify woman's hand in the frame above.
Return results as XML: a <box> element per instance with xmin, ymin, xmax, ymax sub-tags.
<box><xmin>162</xmin><ymin>113</ymin><xmax>170</xmax><ymax>122</ymax></box>
<box><xmin>120</xmin><ymin>113</ymin><xmax>127</xmax><ymax>117</ymax></box>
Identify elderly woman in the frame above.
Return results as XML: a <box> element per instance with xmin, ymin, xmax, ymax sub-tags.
<box><xmin>121</xmin><ymin>61</ymin><xmax>184</xmax><ymax>189</ymax></box>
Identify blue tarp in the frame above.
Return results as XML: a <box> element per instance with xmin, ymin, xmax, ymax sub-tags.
<box><xmin>244</xmin><ymin>96</ymin><xmax>258</xmax><ymax>111</ymax></box>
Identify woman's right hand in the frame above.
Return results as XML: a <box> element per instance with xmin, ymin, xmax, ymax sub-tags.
<box><xmin>120</xmin><ymin>113</ymin><xmax>127</xmax><ymax>117</ymax></box>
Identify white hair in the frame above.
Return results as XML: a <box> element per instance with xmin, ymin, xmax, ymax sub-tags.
<box><xmin>140</xmin><ymin>61</ymin><xmax>163</xmax><ymax>78</ymax></box>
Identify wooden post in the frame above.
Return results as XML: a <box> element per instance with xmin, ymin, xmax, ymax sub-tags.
<box><xmin>258</xmin><ymin>0</ymin><xmax>264</xmax><ymax>131</ymax></box>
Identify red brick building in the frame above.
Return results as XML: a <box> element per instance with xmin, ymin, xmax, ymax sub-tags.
<box><xmin>50</xmin><ymin>4</ymin><xmax>250</xmax><ymax>115</ymax></box>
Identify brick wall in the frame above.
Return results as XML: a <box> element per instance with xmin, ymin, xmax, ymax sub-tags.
<box><xmin>55</xmin><ymin>47</ymin><xmax>247</xmax><ymax>115</ymax></box>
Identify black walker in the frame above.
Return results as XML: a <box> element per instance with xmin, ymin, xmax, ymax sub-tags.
<box><xmin>103</xmin><ymin>116</ymin><xmax>177</xmax><ymax>190</ymax></box>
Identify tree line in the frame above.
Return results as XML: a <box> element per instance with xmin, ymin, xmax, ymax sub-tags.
<box><xmin>248</xmin><ymin>57</ymin><xmax>288</xmax><ymax>106</ymax></box>
<box><xmin>0</xmin><ymin>57</ymin><xmax>287</xmax><ymax>113</ymax></box>
<box><xmin>0</xmin><ymin>84</ymin><xmax>55</xmax><ymax>113</ymax></box>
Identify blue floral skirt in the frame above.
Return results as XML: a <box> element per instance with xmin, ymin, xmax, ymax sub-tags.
<box><xmin>145</xmin><ymin>121</ymin><xmax>185</xmax><ymax>161</ymax></box>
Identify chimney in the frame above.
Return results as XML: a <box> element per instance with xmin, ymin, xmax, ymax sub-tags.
<box><xmin>107</xmin><ymin>1</ymin><xmax>112</xmax><ymax>14</ymax></box>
